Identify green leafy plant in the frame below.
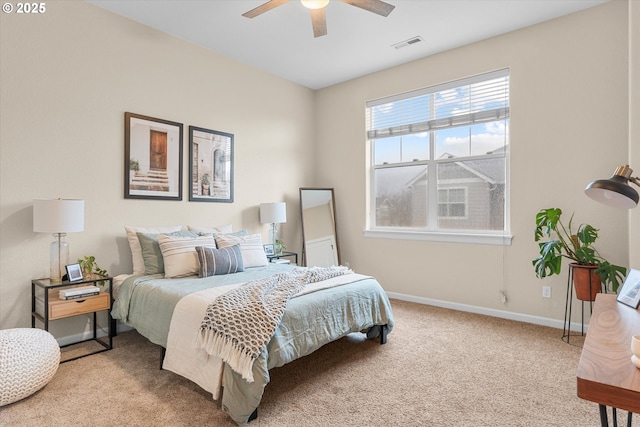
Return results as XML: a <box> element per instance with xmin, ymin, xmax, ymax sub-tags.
<box><xmin>129</xmin><ymin>159</ymin><xmax>140</xmax><ymax>172</ymax></box>
<box><xmin>533</xmin><ymin>208</ymin><xmax>627</xmax><ymax>292</ymax></box>
<box><xmin>275</xmin><ymin>239</ymin><xmax>286</xmax><ymax>255</ymax></box>
<box><xmin>78</xmin><ymin>255</ymin><xmax>108</xmax><ymax>279</ymax></box>
<box><xmin>201</xmin><ymin>173</ymin><xmax>210</xmax><ymax>186</ymax></box>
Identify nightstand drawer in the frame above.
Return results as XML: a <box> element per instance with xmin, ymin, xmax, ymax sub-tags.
<box><xmin>49</xmin><ymin>292</ymin><xmax>110</xmax><ymax>320</ymax></box>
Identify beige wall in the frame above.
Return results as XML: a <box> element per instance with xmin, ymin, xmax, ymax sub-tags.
<box><xmin>315</xmin><ymin>0</ymin><xmax>631</xmax><ymax>325</ymax></box>
<box><xmin>0</xmin><ymin>1</ymin><xmax>315</xmax><ymax>332</ymax></box>
<box><xmin>0</xmin><ymin>1</ymin><xmax>635</xmax><ymax>335</ymax></box>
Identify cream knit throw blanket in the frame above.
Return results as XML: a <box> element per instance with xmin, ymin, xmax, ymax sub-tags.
<box><xmin>196</xmin><ymin>266</ymin><xmax>348</xmax><ymax>382</ymax></box>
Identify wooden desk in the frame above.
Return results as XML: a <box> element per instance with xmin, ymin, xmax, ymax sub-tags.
<box><xmin>577</xmin><ymin>294</ymin><xmax>640</xmax><ymax>426</ymax></box>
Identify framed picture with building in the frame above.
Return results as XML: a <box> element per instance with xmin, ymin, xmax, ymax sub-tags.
<box><xmin>124</xmin><ymin>112</ymin><xmax>183</xmax><ymax>200</ymax></box>
<box><xmin>189</xmin><ymin>126</ymin><xmax>234</xmax><ymax>203</ymax></box>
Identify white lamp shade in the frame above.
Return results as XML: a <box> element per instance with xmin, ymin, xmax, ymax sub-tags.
<box><xmin>260</xmin><ymin>202</ymin><xmax>287</xmax><ymax>224</ymax></box>
<box><xmin>33</xmin><ymin>199</ymin><xmax>85</xmax><ymax>233</ymax></box>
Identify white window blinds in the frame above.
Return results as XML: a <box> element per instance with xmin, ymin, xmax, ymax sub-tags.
<box><xmin>366</xmin><ymin>69</ymin><xmax>509</xmax><ymax>140</ymax></box>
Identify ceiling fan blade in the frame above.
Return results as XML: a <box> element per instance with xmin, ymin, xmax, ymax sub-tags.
<box><xmin>310</xmin><ymin>8</ymin><xmax>327</xmax><ymax>38</ymax></box>
<box><xmin>242</xmin><ymin>0</ymin><xmax>289</xmax><ymax>18</ymax></box>
<box><xmin>339</xmin><ymin>0</ymin><xmax>395</xmax><ymax>17</ymax></box>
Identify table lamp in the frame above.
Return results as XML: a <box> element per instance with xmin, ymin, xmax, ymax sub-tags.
<box><xmin>260</xmin><ymin>202</ymin><xmax>287</xmax><ymax>249</ymax></box>
<box><xmin>33</xmin><ymin>198</ymin><xmax>84</xmax><ymax>282</ymax></box>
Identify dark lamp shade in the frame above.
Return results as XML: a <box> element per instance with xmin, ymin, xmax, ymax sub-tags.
<box><xmin>585</xmin><ymin>174</ymin><xmax>639</xmax><ymax>209</ymax></box>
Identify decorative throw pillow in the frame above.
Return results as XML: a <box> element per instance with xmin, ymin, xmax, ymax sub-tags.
<box><xmin>157</xmin><ymin>234</ymin><xmax>217</xmax><ymax>278</ymax></box>
<box><xmin>225</xmin><ymin>229</ymin><xmax>249</xmax><ymax>237</ymax></box>
<box><xmin>215</xmin><ymin>233</ymin><xmax>268</xmax><ymax>268</ymax></box>
<box><xmin>125</xmin><ymin>225</ymin><xmax>182</xmax><ymax>274</ymax></box>
<box><xmin>195</xmin><ymin>245</ymin><xmax>244</xmax><ymax>277</ymax></box>
<box><xmin>187</xmin><ymin>224</ymin><xmax>233</xmax><ymax>234</ymax></box>
<box><xmin>138</xmin><ymin>231</ymin><xmax>200</xmax><ymax>275</ymax></box>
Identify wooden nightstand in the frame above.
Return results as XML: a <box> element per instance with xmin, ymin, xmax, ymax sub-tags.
<box><xmin>31</xmin><ymin>276</ymin><xmax>113</xmax><ymax>362</ymax></box>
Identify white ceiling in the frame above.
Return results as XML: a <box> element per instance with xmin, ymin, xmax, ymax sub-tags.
<box><xmin>87</xmin><ymin>0</ymin><xmax>608</xmax><ymax>90</ymax></box>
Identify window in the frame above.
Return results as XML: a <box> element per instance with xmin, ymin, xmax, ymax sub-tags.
<box><xmin>366</xmin><ymin>69</ymin><xmax>511</xmax><ymax>244</ymax></box>
<box><xmin>438</xmin><ymin>188</ymin><xmax>466</xmax><ymax>218</ymax></box>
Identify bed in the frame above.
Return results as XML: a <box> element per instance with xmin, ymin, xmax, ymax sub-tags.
<box><xmin>110</xmin><ymin>226</ymin><xmax>395</xmax><ymax>425</ymax></box>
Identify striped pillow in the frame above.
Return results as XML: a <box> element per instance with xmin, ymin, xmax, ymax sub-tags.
<box><xmin>157</xmin><ymin>234</ymin><xmax>216</xmax><ymax>278</ymax></box>
<box><xmin>137</xmin><ymin>231</ymin><xmax>200</xmax><ymax>275</ymax></box>
<box><xmin>215</xmin><ymin>233</ymin><xmax>268</xmax><ymax>268</ymax></box>
<box><xmin>195</xmin><ymin>245</ymin><xmax>244</xmax><ymax>277</ymax></box>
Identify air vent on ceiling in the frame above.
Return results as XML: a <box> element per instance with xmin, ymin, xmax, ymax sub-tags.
<box><xmin>392</xmin><ymin>36</ymin><xmax>423</xmax><ymax>50</ymax></box>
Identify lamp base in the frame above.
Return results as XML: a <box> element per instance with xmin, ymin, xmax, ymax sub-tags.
<box><xmin>50</xmin><ymin>233</ymin><xmax>68</xmax><ymax>283</ymax></box>
<box><xmin>270</xmin><ymin>223</ymin><xmax>283</xmax><ymax>255</ymax></box>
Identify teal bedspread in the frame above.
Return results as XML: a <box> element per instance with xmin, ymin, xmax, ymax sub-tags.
<box><xmin>111</xmin><ymin>265</ymin><xmax>395</xmax><ymax>425</ymax></box>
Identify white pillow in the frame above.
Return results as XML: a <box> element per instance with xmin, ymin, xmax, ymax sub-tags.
<box><xmin>215</xmin><ymin>233</ymin><xmax>268</xmax><ymax>268</ymax></box>
<box><xmin>157</xmin><ymin>234</ymin><xmax>217</xmax><ymax>278</ymax></box>
<box><xmin>125</xmin><ymin>225</ymin><xmax>182</xmax><ymax>274</ymax></box>
<box><xmin>187</xmin><ymin>225</ymin><xmax>233</xmax><ymax>234</ymax></box>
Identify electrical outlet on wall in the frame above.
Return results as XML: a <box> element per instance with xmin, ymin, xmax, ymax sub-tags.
<box><xmin>542</xmin><ymin>286</ymin><xmax>552</xmax><ymax>298</ymax></box>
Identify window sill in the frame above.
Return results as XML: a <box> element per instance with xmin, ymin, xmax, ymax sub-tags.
<box><xmin>363</xmin><ymin>229</ymin><xmax>513</xmax><ymax>246</ymax></box>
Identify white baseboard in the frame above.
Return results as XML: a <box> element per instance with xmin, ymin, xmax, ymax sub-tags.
<box><xmin>387</xmin><ymin>292</ymin><xmax>589</xmax><ymax>333</ymax></box>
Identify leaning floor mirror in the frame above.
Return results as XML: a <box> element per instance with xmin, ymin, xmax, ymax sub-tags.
<box><xmin>299</xmin><ymin>188</ymin><xmax>340</xmax><ymax>267</ymax></box>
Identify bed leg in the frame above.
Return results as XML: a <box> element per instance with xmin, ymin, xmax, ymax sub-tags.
<box><xmin>248</xmin><ymin>408</ymin><xmax>258</xmax><ymax>422</ymax></box>
<box><xmin>160</xmin><ymin>347</ymin><xmax>166</xmax><ymax>370</ymax></box>
<box><xmin>110</xmin><ymin>317</ymin><xmax>118</xmax><ymax>337</ymax></box>
<box><xmin>380</xmin><ymin>324</ymin><xmax>388</xmax><ymax>345</ymax></box>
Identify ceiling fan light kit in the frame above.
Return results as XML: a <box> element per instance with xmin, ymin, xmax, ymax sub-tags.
<box><xmin>243</xmin><ymin>0</ymin><xmax>395</xmax><ymax>38</ymax></box>
<box><xmin>301</xmin><ymin>0</ymin><xmax>330</xmax><ymax>9</ymax></box>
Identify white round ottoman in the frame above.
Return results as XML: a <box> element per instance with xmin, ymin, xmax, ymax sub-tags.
<box><xmin>0</xmin><ymin>328</ymin><xmax>60</xmax><ymax>406</ymax></box>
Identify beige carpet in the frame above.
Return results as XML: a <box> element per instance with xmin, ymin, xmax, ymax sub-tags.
<box><xmin>0</xmin><ymin>299</ymin><xmax>625</xmax><ymax>426</ymax></box>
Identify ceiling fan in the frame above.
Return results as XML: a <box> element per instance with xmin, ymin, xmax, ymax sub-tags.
<box><xmin>242</xmin><ymin>0</ymin><xmax>395</xmax><ymax>38</ymax></box>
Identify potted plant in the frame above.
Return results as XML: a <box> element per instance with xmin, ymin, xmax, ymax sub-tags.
<box><xmin>78</xmin><ymin>255</ymin><xmax>108</xmax><ymax>287</ymax></box>
<box><xmin>201</xmin><ymin>173</ymin><xmax>210</xmax><ymax>195</ymax></box>
<box><xmin>275</xmin><ymin>239</ymin><xmax>286</xmax><ymax>256</ymax></box>
<box><xmin>533</xmin><ymin>208</ymin><xmax>627</xmax><ymax>300</ymax></box>
<box><xmin>130</xmin><ymin>159</ymin><xmax>140</xmax><ymax>175</ymax></box>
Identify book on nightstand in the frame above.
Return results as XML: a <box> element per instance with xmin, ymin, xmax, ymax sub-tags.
<box><xmin>270</xmin><ymin>259</ymin><xmax>290</xmax><ymax>264</ymax></box>
<box><xmin>61</xmin><ymin>292</ymin><xmax>99</xmax><ymax>300</ymax></box>
<box><xmin>59</xmin><ymin>286</ymin><xmax>101</xmax><ymax>300</ymax></box>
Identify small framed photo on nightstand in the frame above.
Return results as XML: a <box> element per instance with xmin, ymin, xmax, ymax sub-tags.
<box><xmin>263</xmin><ymin>244</ymin><xmax>275</xmax><ymax>256</ymax></box>
<box><xmin>617</xmin><ymin>268</ymin><xmax>640</xmax><ymax>309</ymax></box>
<box><xmin>65</xmin><ymin>263</ymin><xmax>83</xmax><ymax>282</ymax></box>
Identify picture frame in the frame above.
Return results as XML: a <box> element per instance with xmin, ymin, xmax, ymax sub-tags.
<box><xmin>263</xmin><ymin>244</ymin><xmax>275</xmax><ymax>256</ymax></box>
<box><xmin>65</xmin><ymin>263</ymin><xmax>83</xmax><ymax>282</ymax></box>
<box><xmin>617</xmin><ymin>268</ymin><xmax>640</xmax><ymax>309</ymax></box>
<box><xmin>189</xmin><ymin>126</ymin><xmax>234</xmax><ymax>203</ymax></box>
<box><xmin>125</xmin><ymin>112</ymin><xmax>183</xmax><ymax>200</ymax></box>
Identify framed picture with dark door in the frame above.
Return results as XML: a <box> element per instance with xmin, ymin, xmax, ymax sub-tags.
<box><xmin>189</xmin><ymin>126</ymin><xmax>234</xmax><ymax>203</ymax></box>
<box><xmin>124</xmin><ymin>112</ymin><xmax>183</xmax><ymax>200</ymax></box>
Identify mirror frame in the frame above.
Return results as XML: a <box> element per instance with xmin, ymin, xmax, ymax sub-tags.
<box><xmin>299</xmin><ymin>187</ymin><xmax>340</xmax><ymax>267</ymax></box>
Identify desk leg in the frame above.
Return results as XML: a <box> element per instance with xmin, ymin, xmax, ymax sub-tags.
<box><xmin>599</xmin><ymin>405</ymin><xmax>609</xmax><ymax>427</ymax></box>
<box><xmin>627</xmin><ymin>412</ymin><xmax>632</xmax><ymax>427</ymax></box>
